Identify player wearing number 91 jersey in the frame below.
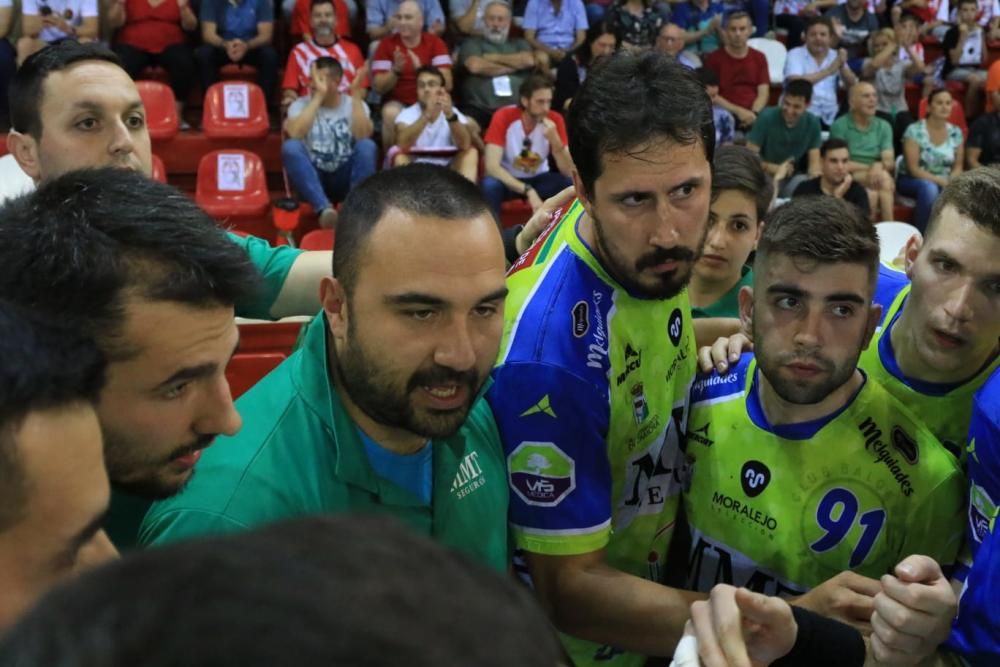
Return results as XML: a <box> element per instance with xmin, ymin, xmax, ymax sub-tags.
<box><xmin>681</xmin><ymin>197</ymin><xmax>965</xmax><ymax>597</ymax></box>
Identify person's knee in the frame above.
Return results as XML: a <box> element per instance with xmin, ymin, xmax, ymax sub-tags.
<box><xmin>281</xmin><ymin>138</ymin><xmax>308</xmax><ymax>160</ymax></box>
<box><xmin>381</xmin><ymin>102</ymin><xmax>401</xmax><ymax>123</ymax></box>
<box><xmin>355</xmin><ymin>138</ymin><xmax>378</xmax><ymax>161</ymax></box>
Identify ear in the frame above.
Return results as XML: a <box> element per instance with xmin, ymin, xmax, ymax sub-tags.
<box><xmin>902</xmin><ymin>232</ymin><xmax>923</xmax><ymax>278</ymax></box>
<box><xmin>320</xmin><ymin>276</ymin><xmax>349</xmax><ymax>343</ymax></box>
<box><xmin>738</xmin><ymin>285</ymin><xmax>754</xmax><ymax>335</ymax></box>
<box><xmin>571</xmin><ymin>168</ymin><xmax>594</xmax><ymax>219</ymax></box>
<box><xmin>7</xmin><ymin>131</ymin><xmax>42</xmax><ymax>182</ymax></box>
<box><xmin>753</xmin><ymin>221</ymin><xmax>764</xmax><ymax>249</ymax></box>
<box><xmin>860</xmin><ymin>302</ymin><xmax>883</xmax><ymax>351</ymax></box>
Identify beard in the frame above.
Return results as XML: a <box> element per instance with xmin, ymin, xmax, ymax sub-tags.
<box><xmin>484</xmin><ymin>25</ymin><xmax>509</xmax><ymax>44</ymax></box>
<box><xmin>591</xmin><ymin>208</ymin><xmax>702</xmax><ymax>299</ymax></box>
<box><xmin>753</xmin><ymin>323</ymin><xmax>860</xmax><ymax>405</ymax></box>
<box><xmin>314</xmin><ymin>23</ymin><xmax>334</xmax><ymax>39</ymax></box>
<box><xmin>102</xmin><ymin>429</ymin><xmax>215</xmax><ymax>499</ymax></box>
<box><xmin>333</xmin><ymin>319</ymin><xmax>483</xmax><ymax>440</ymax></box>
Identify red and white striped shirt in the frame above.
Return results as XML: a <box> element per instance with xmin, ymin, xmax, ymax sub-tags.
<box><xmin>281</xmin><ymin>37</ymin><xmax>366</xmax><ymax>97</ymax></box>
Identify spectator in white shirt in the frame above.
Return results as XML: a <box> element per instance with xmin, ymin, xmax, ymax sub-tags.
<box><xmin>784</xmin><ymin>16</ymin><xmax>857</xmax><ymax>127</ymax></box>
<box><xmin>16</xmin><ymin>0</ymin><xmax>99</xmax><ymax>65</ymax></box>
<box><xmin>390</xmin><ymin>66</ymin><xmax>478</xmax><ymax>181</ymax></box>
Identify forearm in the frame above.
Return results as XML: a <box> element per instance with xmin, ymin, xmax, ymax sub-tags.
<box><xmin>450</xmin><ymin>120</ymin><xmax>472</xmax><ymax>150</ymax></box>
<box><xmin>245</xmin><ymin>29</ymin><xmax>272</xmax><ymax>50</ymax></box>
<box><xmin>490</xmin><ymin>51</ymin><xmax>536</xmax><ymax>68</ymax></box>
<box><xmin>455</xmin><ymin>1</ymin><xmax>478</xmax><ymax>33</ymax></box>
<box><xmin>372</xmin><ymin>71</ymin><xmax>397</xmax><ymax>95</ymax></box>
<box><xmin>715</xmin><ymin>95</ymin><xmax>747</xmax><ymax>115</ymax></box>
<box><xmin>752</xmin><ymin>88</ymin><xmax>769</xmax><ymax>113</ymax></box>
<box><xmin>553</xmin><ymin>146</ymin><xmax>573</xmax><ymax>176</ymax></box>
<box><xmin>467</xmin><ymin>59</ymin><xmax>516</xmax><ymax>75</ymax></box>
<box><xmin>395</xmin><ymin>118</ymin><xmax>428</xmax><ymax>148</ymax></box>
<box><xmin>180</xmin><ymin>6</ymin><xmax>197</xmax><ymax>30</ymax></box>
<box><xmin>487</xmin><ymin>161</ymin><xmax>527</xmax><ymax>192</ymax></box>
<box><xmin>285</xmin><ymin>101</ymin><xmax>322</xmax><ymax>138</ymax></box>
<box><xmin>351</xmin><ymin>104</ymin><xmax>373</xmax><ymax>138</ymax></box>
<box><xmin>202</xmin><ymin>24</ymin><xmax>224</xmax><ymax>47</ymax></box>
<box><xmin>269</xmin><ymin>251</ymin><xmax>331</xmax><ymax>318</ymax></box>
<box><xmin>106</xmin><ymin>2</ymin><xmax>125</xmax><ymax>29</ymax></box>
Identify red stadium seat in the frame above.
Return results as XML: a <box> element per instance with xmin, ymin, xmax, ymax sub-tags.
<box><xmin>202</xmin><ymin>82</ymin><xmax>270</xmax><ymax>140</ymax></box>
<box><xmin>219</xmin><ymin>63</ymin><xmax>259</xmax><ymax>82</ymax></box>
<box><xmin>225</xmin><ymin>353</ymin><xmax>286</xmax><ymax>399</ymax></box>
<box><xmin>195</xmin><ymin>149</ymin><xmax>270</xmax><ymax>219</ymax></box>
<box><xmin>151</xmin><ymin>154</ymin><xmax>167</xmax><ymax>183</ymax></box>
<box><xmin>499</xmin><ymin>199</ymin><xmax>532</xmax><ymax>229</ymax></box>
<box><xmin>299</xmin><ymin>229</ymin><xmax>335</xmax><ymax>250</ymax></box>
<box><xmin>917</xmin><ymin>94</ymin><xmax>968</xmax><ymax>139</ymax></box>
<box><xmin>136</xmin><ymin>80</ymin><xmax>179</xmax><ymax>141</ymax></box>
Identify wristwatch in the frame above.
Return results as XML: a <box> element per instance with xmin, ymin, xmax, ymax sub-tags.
<box><xmin>446</xmin><ymin>113</ymin><xmax>458</xmax><ymax>123</ymax></box>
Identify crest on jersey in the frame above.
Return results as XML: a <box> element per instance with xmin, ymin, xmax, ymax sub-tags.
<box><xmin>891</xmin><ymin>427</ymin><xmax>919</xmax><ymax>464</ymax></box>
<box><xmin>631</xmin><ymin>383</ymin><xmax>649</xmax><ymax>425</ymax></box>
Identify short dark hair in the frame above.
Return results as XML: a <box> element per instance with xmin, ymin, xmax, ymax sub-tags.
<box><xmin>10</xmin><ymin>41</ymin><xmax>121</xmax><ymax>138</ymax></box>
<box><xmin>416</xmin><ymin>64</ymin><xmax>446</xmax><ymax>86</ymax></box>
<box><xmin>0</xmin><ymin>168</ymin><xmax>262</xmax><ymax>360</ymax></box>
<box><xmin>927</xmin><ymin>86</ymin><xmax>952</xmax><ymax>105</ymax></box>
<box><xmin>695</xmin><ymin>66</ymin><xmax>719</xmax><ymax>87</ymax></box>
<box><xmin>712</xmin><ymin>145</ymin><xmax>772</xmax><ymax>222</ymax></box>
<box><xmin>568</xmin><ymin>51</ymin><xmax>714</xmax><ymax>198</ymax></box>
<box><xmin>784</xmin><ymin>78</ymin><xmax>813</xmax><ymax>103</ymax></box>
<box><xmin>310</xmin><ymin>0</ymin><xmax>335</xmax><ymax>11</ymax></box>
<box><xmin>805</xmin><ymin>15</ymin><xmax>834</xmax><ymax>34</ymax></box>
<box><xmin>820</xmin><ymin>137</ymin><xmax>850</xmax><ymax>156</ymax></box>
<box><xmin>926</xmin><ymin>167</ymin><xmax>1000</xmax><ymax>239</ymax></box>
<box><xmin>958</xmin><ymin>0</ymin><xmax>978</xmax><ymax>9</ymax></box>
<box><xmin>0</xmin><ymin>302</ymin><xmax>105</xmax><ymax>531</ymax></box>
<box><xmin>756</xmin><ymin>196</ymin><xmax>880</xmax><ymax>285</ymax></box>
<box><xmin>314</xmin><ymin>55</ymin><xmax>344</xmax><ymax>79</ymax></box>
<box><xmin>333</xmin><ymin>164</ymin><xmax>495</xmax><ymax>295</ymax></box>
<box><xmin>518</xmin><ymin>74</ymin><xmax>553</xmax><ymax>103</ymax></box>
<box><xmin>0</xmin><ymin>515</ymin><xmax>564</xmax><ymax>667</ymax></box>
<box><xmin>898</xmin><ymin>11</ymin><xmax>921</xmax><ymax>25</ymax></box>
<box><xmin>724</xmin><ymin>10</ymin><xmax>752</xmax><ymax>26</ymax></box>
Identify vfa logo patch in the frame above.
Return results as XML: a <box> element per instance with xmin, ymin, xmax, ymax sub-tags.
<box><xmin>740</xmin><ymin>460</ymin><xmax>771</xmax><ymax>498</ymax></box>
<box><xmin>508</xmin><ymin>442</ymin><xmax>576</xmax><ymax>507</ymax></box>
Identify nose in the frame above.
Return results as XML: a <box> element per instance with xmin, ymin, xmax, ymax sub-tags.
<box><xmin>197</xmin><ymin>375</ymin><xmax>243</xmax><ymax>437</ymax></box>
<box><xmin>108</xmin><ymin>117</ymin><xmax>137</xmax><ymax>157</ymax></box>
<box><xmin>76</xmin><ymin>529</ymin><xmax>119</xmax><ymax>573</ymax></box>
<box><xmin>793</xmin><ymin>307</ymin><xmax>824</xmax><ymax>348</ymax></box>
<box><xmin>650</xmin><ymin>199</ymin><xmax>681</xmax><ymax>248</ymax></box>
<box><xmin>434</xmin><ymin>316</ymin><xmax>478</xmax><ymax>372</ymax></box>
<box><xmin>943</xmin><ymin>280</ymin><xmax>975</xmax><ymax>323</ymax></box>
<box><xmin>705</xmin><ymin>223</ymin><xmax>726</xmax><ymax>251</ymax></box>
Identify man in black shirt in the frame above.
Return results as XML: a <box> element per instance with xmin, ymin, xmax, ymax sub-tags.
<box><xmin>967</xmin><ymin>110</ymin><xmax>1000</xmax><ymax>168</ymax></box>
<box><xmin>793</xmin><ymin>137</ymin><xmax>871</xmax><ymax>217</ymax></box>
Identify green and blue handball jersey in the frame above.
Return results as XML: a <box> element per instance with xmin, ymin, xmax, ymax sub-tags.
<box><xmin>863</xmin><ymin>263</ymin><xmax>1000</xmax><ymax>457</ymax></box>
<box><xmin>683</xmin><ymin>354</ymin><xmax>965</xmax><ymax>594</ymax></box>
<box><xmin>487</xmin><ymin>201</ymin><xmax>697</xmax><ymax>667</ymax></box>
<box><xmin>946</xmin><ymin>371</ymin><xmax>1000</xmax><ymax>666</ymax></box>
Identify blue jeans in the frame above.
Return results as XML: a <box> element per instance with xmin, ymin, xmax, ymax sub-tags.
<box><xmin>896</xmin><ymin>175</ymin><xmax>942</xmax><ymax>233</ymax></box>
<box><xmin>481</xmin><ymin>171</ymin><xmax>573</xmax><ymax>219</ymax></box>
<box><xmin>282</xmin><ymin>138</ymin><xmax>377</xmax><ymax>212</ymax></box>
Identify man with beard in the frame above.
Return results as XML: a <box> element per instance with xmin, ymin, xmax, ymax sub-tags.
<box><xmin>280</xmin><ymin>0</ymin><xmax>367</xmax><ymax>115</ymax></box>
<box><xmin>793</xmin><ymin>137</ymin><xmax>871</xmax><ymax>216</ymax></box>
<box><xmin>486</xmin><ymin>53</ymin><xmax>712</xmax><ymax>667</ymax></box>
<box><xmin>139</xmin><ymin>164</ymin><xmax>512</xmax><ymax>573</ymax></box>
<box><xmin>457</xmin><ymin>0</ymin><xmax>536</xmax><ymax>130</ymax></box>
<box><xmin>681</xmin><ymin>196</ymin><xmax>964</xmax><ymax>662</ymax></box>
<box><xmin>0</xmin><ymin>168</ymin><xmax>260</xmax><ymax>551</ymax></box>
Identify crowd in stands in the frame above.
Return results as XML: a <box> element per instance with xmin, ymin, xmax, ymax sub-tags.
<box><xmin>5</xmin><ymin>0</ymin><xmax>1000</xmax><ymax>224</ymax></box>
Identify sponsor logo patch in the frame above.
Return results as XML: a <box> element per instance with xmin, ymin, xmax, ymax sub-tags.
<box><xmin>508</xmin><ymin>442</ymin><xmax>576</xmax><ymax>507</ymax></box>
<box><xmin>668</xmin><ymin>308</ymin><xmax>683</xmax><ymax>347</ymax></box>
<box><xmin>891</xmin><ymin>427</ymin><xmax>919</xmax><ymax>464</ymax></box>
<box><xmin>571</xmin><ymin>301</ymin><xmax>589</xmax><ymax>338</ymax></box>
<box><xmin>740</xmin><ymin>460</ymin><xmax>771</xmax><ymax>497</ymax></box>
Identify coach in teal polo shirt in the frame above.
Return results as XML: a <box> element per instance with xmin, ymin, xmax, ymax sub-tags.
<box><xmin>139</xmin><ymin>165</ymin><xmax>512</xmax><ymax>571</ymax></box>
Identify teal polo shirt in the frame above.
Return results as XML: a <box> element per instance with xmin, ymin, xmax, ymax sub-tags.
<box><xmin>228</xmin><ymin>232</ymin><xmax>304</xmax><ymax>319</ymax></box>
<box><xmin>747</xmin><ymin>107</ymin><xmax>822</xmax><ymax>170</ymax></box>
<box><xmin>138</xmin><ymin>314</ymin><xmax>511</xmax><ymax>572</ymax></box>
<box><xmin>829</xmin><ymin>113</ymin><xmax>893</xmax><ymax>166</ymax></box>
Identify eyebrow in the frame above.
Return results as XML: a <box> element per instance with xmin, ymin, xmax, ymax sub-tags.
<box><xmin>154</xmin><ymin>337</ymin><xmax>241</xmax><ymax>390</ymax></box>
<box><xmin>69</xmin><ymin>100</ymin><xmax>145</xmax><ymax>114</ymax></box>
<box><xmin>767</xmin><ymin>284</ymin><xmax>866</xmax><ymax>304</ymax></box>
<box><xmin>384</xmin><ymin>286</ymin><xmax>509</xmax><ymax>308</ymax></box>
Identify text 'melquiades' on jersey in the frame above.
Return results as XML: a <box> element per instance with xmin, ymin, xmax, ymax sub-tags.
<box><xmin>487</xmin><ymin>201</ymin><xmax>697</xmax><ymax>667</ymax></box>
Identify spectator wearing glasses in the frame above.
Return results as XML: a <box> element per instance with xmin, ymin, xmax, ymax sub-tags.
<box><xmin>481</xmin><ymin>75</ymin><xmax>573</xmax><ymax>217</ymax></box>
<box><xmin>654</xmin><ymin>23</ymin><xmax>700</xmax><ymax>69</ymax></box>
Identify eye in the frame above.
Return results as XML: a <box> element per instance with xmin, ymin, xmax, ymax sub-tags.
<box><xmin>775</xmin><ymin>296</ymin><xmax>798</xmax><ymax>310</ymax></box>
<box><xmin>126</xmin><ymin>113</ymin><xmax>146</xmax><ymax>129</ymax></box>
<box><xmin>76</xmin><ymin>118</ymin><xmax>99</xmax><ymax>131</ymax></box>
<box><xmin>672</xmin><ymin>184</ymin><xmax>696</xmax><ymax>199</ymax></box>
<box><xmin>473</xmin><ymin>304</ymin><xmax>499</xmax><ymax>318</ymax></box>
<box><xmin>831</xmin><ymin>304</ymin><xmax>856</xmax><ymax>318</ymax></box>
<box><xmin>163</xmin><ymin>382</ymin><xmax>191</xmax><ymax>400</ymax></box>
<box><xmin>620</xmin><ymin>193</ymin><xmax>649</xmax><ymax>207</ymax></box>
<box><xmin>731</xmin><ymin>220</ymin><xmax>750</xmax><ymax>233</ymax></box>
<box><xmin>934</xmin><ymin>258</ymin><xmax>958</xmax><ymax>274</ymax></box>
<box><xmin>407</xmin><ymin>309</ymin><xmax>436</xmax><ymax>321</ymax></box>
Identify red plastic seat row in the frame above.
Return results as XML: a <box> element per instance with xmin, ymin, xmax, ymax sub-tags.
<box><xmin>137</xmin><ymin>80</ymin><xmax>269</xmax><ymax>141</ymax></box>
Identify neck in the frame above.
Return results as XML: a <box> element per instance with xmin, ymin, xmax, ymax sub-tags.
<box><xmin>727</xmin><ymin>44</ymin><xmax>748</xmax><ymax>56</ymax></box>
<box><xmin>757</xmin><ymin>367</ymin><xmax>864</xmax><ymax>426</ymax></box>
<box><xmin>314</xmin><ymin>33</ymin><xmax>337</xmax><ymax>47</ymax></box>
<box><xmin>851</xmin><ymin>110</ymin><xmax>871</xmax><ymax>127</ymax></box>
<box><xmin>322</xmin><ymin>90</ymin><xmax>342</xmax><ymax>106</ymax></box>
<box><xmin>401</xmin><ymin>31</ymin><xmax>421</xmax><ymax>48</ymax></box>
<box><xmin>327</xmin><ymin>333</ymin><xmax>427</xmax><ymax>455</ymax></box>
<box><xmin>810</xmin><ymin>47</ymin><xmax>828</xmax><ymax>60</ymax></box>
<box><xmin>819</xmin><ymin>175</ymin><xmax>837</xmax><ymax>193</ymax></box>
<box><xmin>688</xmin><ymin>271</ymin><xmax>741</xmax><ymax>308</ymax></box>
<box><xmin>847</xmin><ymin>5</ymin><xmax>863</xmax><ymax>18</ymax></box>
<box><xmin>926</xmin><ymin>115</ymin><xmax>947</xmax><ymax>129</ymax></box>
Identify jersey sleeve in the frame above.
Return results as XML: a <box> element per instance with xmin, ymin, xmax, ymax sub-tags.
<box><xmin>487</xmin><ymin>362</ymin><xmax>613</xmax><ymax>556</ymax></box>
<box><xmin>430</xmin><ymin>36</ymin><xmax>453</xmax><ymax>69</ymax></box>
<box><xmin>282</xmin><ymin>52</ymin><xmax>303</xmax><ymax>91</ymax></box>
<box><xmin>484</xmin><ymin>106</ymin><xmax>515</xmax><ymax>146</ymax></box>
<box><xmin>227</xmin><ymin>232</ymin><xmax>304</xmax><ymax>320</ymax></box>
<box><xmin>372</xmin><ymin>37</ymin><xmax>394</xmax><ymax>73</ymax></box>
<box><xmin>901</xmin><ymin>458</ymin><xmax>966</xmax><ymax>574</ymax></box>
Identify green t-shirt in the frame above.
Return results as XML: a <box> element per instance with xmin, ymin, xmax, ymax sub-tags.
<box><xmin>227</xmin><ymin>232</ymin><xmax>304</xmax><ymax>320</ymax></box>
<box><xmin>691</xmin><ymin>266</ymin><xmax>753</xmax><ymax>319</ymax></box>
<box><xmin>458</xmin><ymin>37</ymin><xmax>533</xmax><ymax>112</ymax></box>
<box><xmin>139</xmin><ymin>314</ymin><xmax>511</xmax><ymax>572</ymax></box>
<box><xmin>104</xmin><ymin>488</ymin><xmax>153</xmax><ymax>552</ymax></box>
<box><xmin>747</xmin><ymin>107</ymin><xmax>822</xmax><ymax>170</ymax></box>
<box><xmin>486</xmin><ymin>202</ymin><xmax>697</xmax><ymax>667</ymax></box>
<box><xmin>682</xmin><ymin>355</ymin><xmax>965</xmax><ymax>594</ymax></box>
<box><xmin>860</xmin><ymin>282</ymin><xmax>1000</xmax><ymax>457</ymax></box>
<box><xmin>829</xmin><ymin>113</ymin><xmax>893</xmax><ymax>166</ymax></box>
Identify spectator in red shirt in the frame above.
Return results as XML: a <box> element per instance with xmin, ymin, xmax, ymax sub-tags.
<box><xmin>481</xmin><ymin>75</ymin><xmax>573</xmax><ymax>217</ymax></box>
<box><xmin>281</xmin><ymin>0</ymin><xmax>365</xmax><ymax>114</ymax></box>
<box><xmin>703</xmin><ymin>11</ymin><xmax>769</xmax><ymax>128</ymax></box>
<box><xmin>107</xmin><ymin>0</ymin><xmax>197</xmax><ymax>122</ymax></box>
<box><xmin>372</xmin><ymin>0</ymin><xmax>452</xmax><ymax>146</ymax></box>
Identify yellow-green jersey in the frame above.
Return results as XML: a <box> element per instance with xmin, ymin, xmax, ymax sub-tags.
<box><xmin>487</xmin><ymin>201</ymin><xmax>697</xmax><ymax>666</ymax></box>
<box><xmin>683</xmin><ymin>354</ymin><xmax>966</xmax><ymax>594</ymax></box>
<box><xmin>862</xmin><ymin>264</ymin><xmax>1000</xmax><ymax>457</ymax></box>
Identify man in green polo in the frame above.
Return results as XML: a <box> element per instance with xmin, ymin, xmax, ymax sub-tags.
<box><xmin>139</xmin><ymin>165</ymin><xmax>512</xmax><ymax>570</ymax></box>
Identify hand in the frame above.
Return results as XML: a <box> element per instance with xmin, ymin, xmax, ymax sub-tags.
<box><xmin>540</xmin><ymin>116</ymin><xmax>560</xmax><ymax>142</ymax></box>
<box><xmin>407</xmin><ymin>48</ymin><xmax>422</xmax><ymax>70</ymax></box>
<box><xmin>686</xmin><ymin>585</ymin><xmax>798</xmax><ymax>667</ymax></box>
<box><xmin>697</xmin><ymin>333</ymin><xmax>753</xmax><ymax>374</ymax></box>
<box><xmin>734</xmin><ymin>108</ymin><xmax>757</xmax><ymax>126</ymax></box>
<box><xmin>177</xmin><ymin>0</ymin><xmax>189</xmax><ymax>10</ymax></box>
<box><xmin>439</xmin><ymin>89</ymin><xmax>454</xmax><ymax>117</ymax></box>
<box><xmin>803</xmin><ymin>2</ymin><xmax>820</xmax><ymax>15</ymax></box>
<box><xmin>834</xmin><ymin>173</ymin><xmax>853</xmax><ymax>198</ymax></box>
<box><xmin>870</xmin><ymin>556</ymin><xmax>958</xmax><ymax>665</ymax></box>
<box><xmin>526</xmin><ymin>187</ymin><xmax>544</xmax><ymax>212</ymax></box>
<box><xmin>709</xmin><ymin>13</ymin><xmax>722</xmax><ymax>28</ymax></box>
<box><xmin>228</xmin><ymin>39</ymin><xmax>248</xmax><ymax>62</ymax></box>
<box><xmin>392</xmin><ymin>47</ymin><xmax>408</xmax><ymax>73</ymax></box>
<box><xmin>310</xmin><ymin>63</ymin><xmax>329</xmax><ymax>97</ymax></box>
<box><xmin>551</xmin><ymin>47</ymin><xmax>566</xmax><ymax>61</ymax></box>
<box><xmin>959</xmin><ymin>22</ymin><xmax>970</xmax><ymax>35</ymax></box>
<box><xmin>791</xmin><ymin>571</ymin><xmax>881</xmax><ymax>633</ymax></box>
<box><xmin>515</xmin><ymin>186</ymin><xmax>575</xmax><ymax>255</ymax></box>
<box><xmin>350</xmin><ymin>62</ymin><xmax>370</xmax><ymax>98</ymax></box>
<box><xmin>774</xmin><ymin>159</ymin><xmax>794</xmax><ymax>181</ymax></box>
<box><xmin>836</xmin><ymin>48</ymin><xmax>849</xmax><ymax>67</ymax></box>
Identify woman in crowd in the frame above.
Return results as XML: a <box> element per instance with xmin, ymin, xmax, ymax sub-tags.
<box><xmin>605</xmin><ymin>0</ymin><xmax>663</xmax><ymax>50</ymax></box>
<box><xmin>688</xmin><ymin>145</ymin><xmax>772</xmax><ymax>319</ymax></box>
<box><xmin>897</xmin><ymin>87</ymin><xmax>964</xmax><ymax>232</ymax></box>
<box><xmin>107</xmin><ymin>0</ymin><xmax>197</xmax><ymax>125</ymax></box>
<box><xmin>553</xmin><ymin>26</ymin><xmax>618</xmax><ymax>112</ymax></box>
<box><xmin>862</xmin><ymin>27</ymin><xmax>920</xmax><ymax>152</ymax></box>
